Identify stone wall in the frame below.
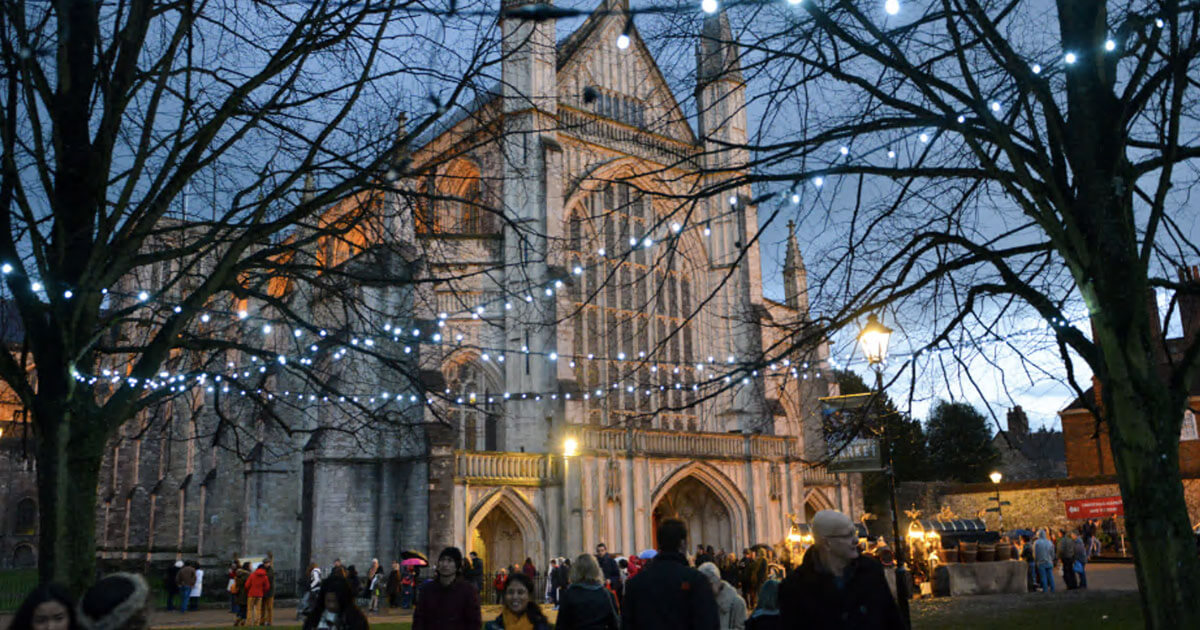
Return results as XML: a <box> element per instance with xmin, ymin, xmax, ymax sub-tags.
<box><xmin>901</xmin><ymin>476</ymin><xmax>1200</xmax><ymax>536</ymax></box>
<box><xmin>0</xmin><ymin>429</ymin><xmax>38</xmax><ymax>569</ymax></box>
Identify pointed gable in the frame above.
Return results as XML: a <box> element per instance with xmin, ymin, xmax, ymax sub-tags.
<box><xmin>556</xmin><ymin>0</ymin><xmax>697</xmax><ymax>145</ymax></box>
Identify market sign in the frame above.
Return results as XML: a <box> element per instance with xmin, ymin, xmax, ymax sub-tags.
<box><xmin>1064</xmin><ymin>496</ymin><xmax>1124</xmax><ymax>520</ymax></box>
<box><xmin>820</xmin><ymin>393</ymin><xmax>884</xmax><ymax>473</ymax></box>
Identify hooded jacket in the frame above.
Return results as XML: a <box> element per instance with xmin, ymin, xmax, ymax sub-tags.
<box><xmin>556</xmin><ymin>582</ymin><xmax>619</xmax><ymax>630</ymax></box>
<box><xmin>246</xmin><ymin>567</ymin><xmax>270</xmax><ymax>598</ymax></box>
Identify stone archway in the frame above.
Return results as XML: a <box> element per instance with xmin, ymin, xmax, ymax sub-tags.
<box><xmin>472</xmin><ymin>504</ymin><xmax>525</xmax><ymax>575</ymax></box>
<box><xmin>467</xmin><ymin>488</ymin><xmax>546</xmax><ymax>576</ymax></box>
<box><xmin>653</xmin><ymin>476</ymin><xmax>734</xmax><ymax>553</ymax></box>
<box><xmin>651</xmin><ymin>462</ymin><xmax>750</xmax><ymax>551</ymax></box>
<box><xmin>804</xmin><ymin>488</ymin><xmax>837</xmax><ymax>521</ymax></box>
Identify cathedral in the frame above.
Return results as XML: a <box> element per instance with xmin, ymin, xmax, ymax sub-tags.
<box><xmin>1</xmin><ymin>1</ymin><xmax>859</xmax><ymax>574</ymax></box>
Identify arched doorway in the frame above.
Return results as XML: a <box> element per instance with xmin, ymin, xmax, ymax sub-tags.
<box><xmin>472</xmin><ymin>505</ymin><xmax>525</xmax><ymax>574</ymax></box>
<box><xmin>653</xmin><ymin>476</ymin><xmax>733</xmax><ymax>552</ymax></box>
<box><xmin>12</xmin><ymin>544</ymin><xmax>36</xmax><ymax>568</ymax></box>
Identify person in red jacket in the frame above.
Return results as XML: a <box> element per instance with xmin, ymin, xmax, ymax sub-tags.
<box><xmin>245</xmin><ymin>564</ymin><xmax>272</xmax><ymax>626</ymax></box>
<box><xmin>412</xmin><ymin>547</ymin><xmax>481</xmax><ymax>630</ymax></box>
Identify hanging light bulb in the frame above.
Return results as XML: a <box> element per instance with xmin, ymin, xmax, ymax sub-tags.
<box><xmin>1031</xmin><ymin>63</ymin><xmax>1042</xmax><ymax>74</ymax></box>
<box><xmin>0</xmin><ymin>263</ymin><xmax>11</xmax><ymax>274</ymax></box>
<box><xmin>701</xmin><ymin>0</ymin><xmax>718</xmax><ymax>14</ymax></box>
<box><xmin>1064</xmin><ymin>52</ymin><xmax>1077</xmax><ymax>64</ymax></box>
<box><xmin>1104</xmin><ymin>39</ymin><xmax>1115</xmax><ymax>51</ymax></box>
<box><xmin>617</xmin><ymin>33</ymin><xmax>630</xmax><ymax>50</ymax></box>
<box><xmin>813</xmin><ymin>177</ymin><xmax>824</xmax><ymax>187</ymax></box>
<box><xmin>884</xmin><ymin>0</ymin><xmax>900</xmax><ymax>16</ymax></box>
<box><xmin>918</xmin><ymin>133</ymin><xmax>929</xmax><ymax>143</ymax></box>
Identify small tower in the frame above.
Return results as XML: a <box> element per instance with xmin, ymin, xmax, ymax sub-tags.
<box><xmin>500</xmin><ymin>0</ymin><xmax>561</xmax><ymax>453</ymax></box>
<box><xmin>782</xmin><ymin>221</ymin><xmax>809</xmax><ymax>315</ymax></box>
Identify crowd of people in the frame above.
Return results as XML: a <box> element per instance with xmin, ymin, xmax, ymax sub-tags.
<box><xmin>1017</xmin><ymin>526</ymin><xmax>1098</xmax><ymax>592</ymax></box>
<box><xmin>7</xmin><ymin>508</ymin><xmax>908</xmax><ymax>630</ymax></box>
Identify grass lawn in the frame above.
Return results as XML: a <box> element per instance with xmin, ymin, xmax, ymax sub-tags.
<box><xmin>913</xmin><ymin>590</ymin><xmax>1143</xmax><ymax>629</ymax></box>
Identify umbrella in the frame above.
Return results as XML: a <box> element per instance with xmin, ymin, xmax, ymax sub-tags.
<box><xmin>400</xmin><ymin>550</ymin><xmax>428</xmax><ymax>562</ymax></box>
<box><xmin>637</xmin><ymin>549</ymin><xmax>657</xmax><ymax>560</ymax></box>
<box><xmin>401</xmin><ymin>557</ymin><xmax>427</xmax><ymax>567</ymax></box>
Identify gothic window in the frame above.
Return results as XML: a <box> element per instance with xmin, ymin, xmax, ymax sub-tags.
<box><xmin>566</xmin><ymin>182</ymin><xmax>698</xmax><ymax>429</ymax></box>
<box><xmin>14</xmin><ymin>497</ymin><xmax>36</xmax><ymax>535</ymax></box>
<box><xmin>420</xmin><ymin>158</ymin><xmax>491</xmax><ymax>235</ymax></box>
<box><xmin>447</xmin><ymin>360</ymin><xmax>498</xmax><ymax>451</ymax></box>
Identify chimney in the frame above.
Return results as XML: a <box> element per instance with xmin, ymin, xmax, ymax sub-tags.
<box><xmin>1179</xmin><ymin>265</ymin><xmax>1200</xmax><ymax>344</ymax></box>
<box><xmin>1006</xmin><ymin>406</ymin><xmax>1029</xmax><ymax>438</ymax></box>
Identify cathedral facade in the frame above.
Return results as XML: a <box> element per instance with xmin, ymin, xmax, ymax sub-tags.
<box><xmin>19</xmin><ymin>1</ymin><xmax>861</xmax><ymax>576</ymax></box>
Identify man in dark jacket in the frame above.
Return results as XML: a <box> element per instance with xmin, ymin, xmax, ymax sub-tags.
<box><xmin>595</xmin><ymin>543</ymin><xmax>621</xmax><ymax>592</ymax></box>
<box><xmin>622</xmin><ymin>519</ymin><xmax>719</xmax><ymax>630</ymax></box>
<box><xmin>165</xmin><ymin>561</ymin><xmax>182</xmax><ymax>611</ymax></box>
<box><xmin>464</xmin><ymin>552</ymin><xmax>484</xmax><ymax>593</ymax></box>
<box><xmin>779</xmin><ymin>510</ymin><xmax>903</xmax><ymax>630</ymax></box>
<box><xmin>412</xmin><ymin>547</ymin><xmax>481</xmax><ymax>630</ymax></box>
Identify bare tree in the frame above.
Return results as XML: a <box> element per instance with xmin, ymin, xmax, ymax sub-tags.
<box><xmin>0</xmin><ymin>0</ymin><xmax>509</xmax><ymax>592</ymax></box>
<box><xmin>648</xmin><ymin>0</ymin><xmax>1200</xmax><ymax>625</ymax></box>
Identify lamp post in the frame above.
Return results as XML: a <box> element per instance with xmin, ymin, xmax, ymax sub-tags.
<box><xmin>857</xmin><ymin>313</ymin><xmax>910</xmax><ymax>629</ymax></box>
<box><xmin>988</xmin><ymin>471</ymin><xmax>1009</xmax><ymax>533</ymax></box>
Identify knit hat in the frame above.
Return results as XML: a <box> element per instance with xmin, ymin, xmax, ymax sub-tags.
<box><xmin>697</xmin><ymin>562</ymin><xmax>721</xmax><ymax>585</ymax></box>
<box><xmin>78</xmin><ymin>573</ymin><xmax>150</xmax><ymax>630</ymax></box>
<box><xmin>438</xmin><ymin>547</ymin><xmax>464</xmax><ymax>572</ymax></box>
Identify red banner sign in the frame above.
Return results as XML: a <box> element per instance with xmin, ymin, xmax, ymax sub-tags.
<box><xmin>1064</xmin><ymin>496</ymin><xmax>1124</xmax><ymax>520</ymax></box>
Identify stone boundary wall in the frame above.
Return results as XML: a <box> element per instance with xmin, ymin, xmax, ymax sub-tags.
<box><xmin>934</xmin><ymin>477</ymin><xmax>1200</xmax><ymax>534</ymax></box>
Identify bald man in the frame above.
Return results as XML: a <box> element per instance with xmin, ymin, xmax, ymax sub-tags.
<box><xmin>778</xmin><ymin>510</ymin><xmax>903</xmax><ymax>630</ymax></box>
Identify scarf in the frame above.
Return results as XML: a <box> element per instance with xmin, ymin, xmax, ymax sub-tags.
<box><xmin>316</xmin><ymin>611</ymin><xmax>340</xmax><ymax>630</ymax></box>
<box><xmin>501</xmin><ymin>609</ymin><xmax>535</xmax><ymax>630</ymax></box>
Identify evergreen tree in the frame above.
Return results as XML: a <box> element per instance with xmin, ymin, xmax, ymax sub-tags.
<box><xmin>925</xmin><ymin>401</ymin><xmax>1001</xmax><ymax>483</ymax></box>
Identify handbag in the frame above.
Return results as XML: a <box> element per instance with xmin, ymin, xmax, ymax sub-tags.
<box><xmin>1073</xmin><ymin>560</ymin><xmax>1084</xmax><ymax>573</ymax></box>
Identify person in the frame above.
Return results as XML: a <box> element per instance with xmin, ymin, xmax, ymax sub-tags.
<box><xmin>522</xmin><ymin>558</ymin><xmax>537</xmax><ymax>579</ymax></box>
<box><xmin>411</xmin><ymin>547</ymin><xmax>482</xmax><ymax>630</ymax></box>
<box><xmin>555</xmin><ymin>553</ymin><xmax>619</xmax><ymax>630</ymax></box>
<box><xmin>367</xmin><ymin>562</ymin><xmax>384</xmax><ymax>613</ymax></box>
<box><xmin>8</xmin><ymin>583</ymin><xmax>78</xmax><ymax>630</ymax></box>
<box><xmin>399</xmin><ymin>568</ymin><xmax>417</xmax><ymax>609</ymax></box>
<box><xmin>484</xmin><ymin>572</ymin><xmax>550</xmax><ymax>630</ymax></box>
<box><xmin>696</xmin><ymin>545</ymin><xmax>714</xmax><ymax>568</ymax></box>
<box><xmin>698</xmin><ymin>562</ymin><xmax>746</xmax><ymax>630</ymax></box>
<box><xmin>594</xmin><ymin>543</ymin><xmax>622</xmax><ymax>601</ymax></box>
<box><xmin>174</xmin><ymin>561</ymin><xmax>196</xmax><ymax>615</ymax></box>
<box><xmin>1072</xmin><ymin>532</ymin><xmax>1089</xmax><ymax>589</ymax></box>
<box><xmin>493</xmin><ymin>569</ymin><xmax>508</xmax><ymax>605</ymax></box>
<box><xmin>164</xmin><ymin>561</ymin><xmax>182</xmax><ymax>612</ymax></box>
<box><xmin>464</xmin><ymin>552</ymin><xmax>484</xmax><ymax>593</ymax></box>
<box><xmin>1033</xmin><ymin>529</ymin><xmax>1055</xmax><ymax>593</ymax></box>
<box><xmin>331</xmin><ymin>560</ymin><xmax>346</xmax><ymax>580</ymax></box>
<box><xmin>551</xmin><ymin>557</ymin><xmax>570</xmax><ymax>608</ymax></box>
<box><xmin>385</xmin><ymin>561</ymin><xmax>401</xmax><ymax>610</ymax></box>
<box><xmin>301</xmin><ymin>575</ymin><xmax>368</xmax><ymax>630</ymax></box>
<box><xmin>745</xmin><ymin>580</ymin><xmax>784</xmax><ymax>630</ymax></box>
<box><xmin>622</xmin><ymin>518</ymin><xmax>719</xmax><ymax>630</ymax></box>
<box><xmin>737</xmin><ymin>549</ymin><xmax>754</xmax><ymax>604</ymax></box>
<box><xmin>778</xmin><ymin>510</ymin><xmax>903</xmax><ymax>630</ymax></box>
<box><xmin>234</xmin><ymin>562</ymin><xmax>252</xmax><ymax>626</ymax></box>
<box><xmin>1056</xmin><ymin>529</ymin><xmax>1077</xmax><ymax>589</ymax></box>
<box><xmin>1019</xmin><ymin>535</ymin><xmax>1038</xmax><ymax>591</ymax></box>
<box><xmin>190</xmin><ymin>562</ymin><xmax>204</xmax><ymax>612</ymax></box>
<box><xmin>77</xmin><ymin>573</ymin><xmax>150</xmax><ymax>630</ymax></box>
<box><xmin>302</xmin><ymin>563</ymin><xmax>323</xmax><ymax>619</ymax></box>
<box><xmin>544</xmin><ymin>559</ymin><xmax>558</xmax><ymax>605</ymax></box>
<box><xmin>262</xmin><ymin>556</ymin><xmax>277</xmax><ymax>626</ymax></box>
<box><xmin>246</xmin><ymin>562</ymin><xmax>271</xmax><ymax>626</ymax></box>
<box><xmin>229</xmin><ymin>560</ymin><xmax>242</xmax><ymax>613</ymax></box>
<box><xmin>346</xmin><ymin>566</ymin><xmax>360</xmax><ymax>600</ymax></box>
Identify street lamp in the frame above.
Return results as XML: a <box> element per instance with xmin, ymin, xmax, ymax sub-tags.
<box><xmin>563</xmin><ymin>437</ymin><xmax>579</xmax><ymax>457</ymax></box>
<box><xmin>988</xmin><ymin>471</ymin><xmax>1009</xmax><ymax>532</ymax></box>
<box><xmin>858</xmin><ymin>313</ymin><xmax>910</xmax><ymax>630</ymax></box>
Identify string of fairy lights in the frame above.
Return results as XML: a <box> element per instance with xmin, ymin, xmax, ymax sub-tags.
<box><xmin>7</xmin><ymin>0</ymin><xmax>1160</xmax><ymax>411</ymax></box>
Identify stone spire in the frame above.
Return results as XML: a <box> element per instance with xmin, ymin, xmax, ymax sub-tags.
<box><xmin>696</xmin><ymin>10</ymin><xmax>743</xmax><ymax>88</ymax></box>
<box><xmin>782</xmin><ymin>221</ymin><xmax>808</xmax><ymax>314</ymax></box>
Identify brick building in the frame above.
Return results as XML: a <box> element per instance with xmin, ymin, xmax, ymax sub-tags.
<box><xmin>1059</xmin><ymin>266</ymin><xmax>1200</xmax><ymax>478</ymax></box>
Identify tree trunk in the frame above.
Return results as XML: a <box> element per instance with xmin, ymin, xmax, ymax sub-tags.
<box><xmin>1105</xmin><ymin>374</ymin><xmax>1200</xmax><ymax>628</ymax></box>
<box><xmin>35</xmin><ymin>399</ymin><xmax>105</xmax><ymax>597</ymax></box>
